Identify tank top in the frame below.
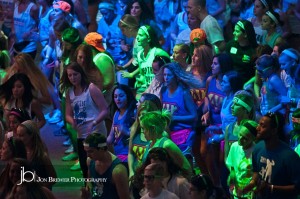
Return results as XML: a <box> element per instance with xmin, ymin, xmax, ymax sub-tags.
<box><xmin>132</xmin><ymin>133</ymin><xmax>149</xmax><ymax>166</ymax></box>
<box><xmin>176</xmin><ymin>12</ymin><xmax>189</xmax><ymax>33</ymax></box>
<box><xmin>112</xmin><ymin>110</ymin><xmax>130</xmax><ymax>159</ymax></box>
<box><xmin>89</xmin><ymin>158</ymin><xmax>121</xmax><ymax>199</ymax></box>
<box><xmin>162</xmin><ymin>86</ymin><xmax>193</xmax><ymax>131</ymax></box>
<box><xmin>38</xmin><ymin>7</ymin><xmax>52</xmax><ymax>46</ymax></box>
<box><xmin>221</xmin><ymin>96</ymin><xmax>236</xmax><ymax>133</ymax></box>
<box><xmin>142</xmin><ymin>137</ymin><xmax>168</xmax><ymax>162</ymax></box>
<box><xmin>136</xmin><ymin>47</ymin><xmax>157</xmax><ymax>90</ymax></box>
<box><xmin>13</xmin><ymin>2</ymin><xmax>37</xmax><ymax>52</ymax></box>
<box><xmin>69</xmin><ymin>84</ymin><xmax>107</xmax><ymax>138</ymax></box>
<box><xmin>260</xmin><ymin>76</ymin><xmax>281</xmax><ymax>115</ymax></box>
<box><xmin>262</xmin><ymin>32</ymin><xmax>281</xmax><ymax>48</ymax></box>
<box><xmin>207</xmin><ymin>77</ymin><xmax>225</xmax><ymax>124</ymax></box>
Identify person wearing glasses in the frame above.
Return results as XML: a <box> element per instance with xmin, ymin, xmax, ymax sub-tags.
<box><xmin>141</xmin><ymin>163</ymin><xmax>179</xmax><ymax>199</ymax></box>
<box><xmin>242</xmin><ymin>112</ymin><xmax>300</xmax><ymax>199</ymax></box>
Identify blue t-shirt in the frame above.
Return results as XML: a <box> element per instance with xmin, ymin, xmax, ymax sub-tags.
<box><xmin>252</xmin><ymin>141</ymin><xmax>300</xmax><ymax>199</ymax></box>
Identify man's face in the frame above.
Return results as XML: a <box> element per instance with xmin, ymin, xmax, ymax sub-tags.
<box><xmin>143</xmin><ymin>169</ymin><xmax>161</xmax><ymax>191</ymax></box>
<box><xmin>84</xmin><ymin>146</ymin><xmax>99</xmax><ymax>159</ymax></box>
<box><xmin>187</xmin><ymin>0</ymin><xmax>199</xmax><ymax>17</ymax></box>
<box><xmin>256</xmin><ymin>116</ymin><xmax>273</xmax><ymax>140</ymax></box>
<box><xmin>100</xmin><ymin>8</ymin><xmax>115</xmax><ymax>24</ymax></box>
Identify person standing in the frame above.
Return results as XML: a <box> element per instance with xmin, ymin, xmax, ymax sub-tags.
<box><xmin>81</xmin><ymin>133</ymin><xmax>130</xmax><ymax>199</ymax></box>
<box><xmin>242</xmin><ymin>112</ymin><xmax>300</xmax><ymax>199</ymax></box>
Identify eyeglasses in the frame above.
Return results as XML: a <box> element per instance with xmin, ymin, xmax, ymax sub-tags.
<box><xmin>143</xmin><ymin>174</ymin><xmax>160</xmax><ymax>181</ymax></box>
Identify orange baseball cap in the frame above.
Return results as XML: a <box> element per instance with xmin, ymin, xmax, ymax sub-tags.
<box><xmin>53</xmin><ymin>1</ymin><xmax>71</xmax><ymax>13</ymax></box>
<box><xmin>190</xmin><ymin>28</ymin><xmax>207</xmax><ymax>44</ymax></box>
<box><xmin>84</xmin><ymin>32</ymin><xmax>105</xmax><ymax>52</ymax></box>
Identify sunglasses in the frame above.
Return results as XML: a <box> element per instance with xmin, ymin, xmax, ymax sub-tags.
<box><xmin>143</xmin><ymin>174</ymin><xmax>160</xmax><ymax>181</ymax></box>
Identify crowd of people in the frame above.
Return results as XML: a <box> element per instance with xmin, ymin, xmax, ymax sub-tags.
<box><xmin>0</xmin><ymin>0</ymin><xmax>300</xmax><ymax>198</ymax></box>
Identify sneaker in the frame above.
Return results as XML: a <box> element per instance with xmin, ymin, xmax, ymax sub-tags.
<box><xmin>65</xmin><ymin>146</ymin><xmax>74</xmax><ymax>154</ymax></box>
<box><xmin>70</xmin><ymin>161</ymin><xmax>81</xmax><ymax>171</ymax></box>
<box><xmin>63</xmin><ymin>138</ymin><xmax>71</xmax><ymax>146</ymax></box>
<box><xmin>62</xmin><ymin>153</ymin><xmax>78</xmax><ymax>161</ymax></box>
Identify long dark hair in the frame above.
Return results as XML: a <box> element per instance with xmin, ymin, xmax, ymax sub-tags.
<box><xmin>112</xmin><ymin>84</ymin><xmax>137</xmax><ymax>127</ymax></box>
<box><xmin>0</xmin><ymin>73</ymin><xmax>34</xmax><ymax>108</ymax></box>
<box><xmin>60</xmin><ymin>62</ymin><xmax>90</xmax><ymax>93</ymax></box>
<box><xmin>125</xmin><ymin>0</ymin><xmax>155</xmax><ymax>23</ymax></box>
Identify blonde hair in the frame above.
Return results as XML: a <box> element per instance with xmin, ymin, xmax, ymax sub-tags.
<box><xmin>4</xmin><ymin>53</ymin><xmax>52</xmax><ymax>102</ymax></box>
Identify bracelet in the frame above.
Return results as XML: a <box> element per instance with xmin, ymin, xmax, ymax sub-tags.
<box><xmin>270</xmin><ymin>184</ymin><xmax>274</xmax><ymax>193</ymax></box>
<box><xmin>92</xmin><ymin>120</ymin><xmax>97</xmax><ymax>125</ymax></box>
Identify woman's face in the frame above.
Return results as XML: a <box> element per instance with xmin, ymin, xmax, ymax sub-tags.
<box><xmin>238</xmin><ymin>127</ymin><xmax>253</xmax><ymax>149</ymax></box>
<box><xmin>233</xmin><ymin>24</ymin><xmax>245</xmax><ymax>42</ymax></box>
<box><xmin>254</xmin><ymin>0</ymin><xmax>266</xmax><ymax>17</ymax></box>
<box><xmin>231</xmin><ymin>99</ymin><xmax>247</xmax><ymax>117</ymax></box>
<box><xmin>140</xmin><ymin>123</ymin><xmax>151</xmax><ymax>141</ymax></box>
<box><xmin>67</xmin><ymin>69</ymin><xmax>82</xmax><ymax>87</ymax></box>
<box><xmin>261</xmin><ymin>15</ymin><xmax>273</xmax><ymax>30</ymax></box>
<box><xmin>136</xmin><ymin>28</ymin><xmax>149</xmax><ymax>48</ymax></box>
<box><xmin>77</xmin><ymin>50</ymin><xmax>86</xmax><ymax>67</ymax></box>
<box><xmin>172</xmin><ymin>46</ymin><xmax>186</xmax><ymax>63</ymax></box>
<box><xmin>9</xmin><ymin>115</ymin><xmax>21</xmax><ymax>133</ymax></box>
<box><xmin>163</xmin><ymin>68</ymin><xmax>176</xmax><ymax>86</ymax></box>
<box><xmin>12</xmin><ymin>80</ymin><xmax>25</xmax><ymax>99</ymax></box>
<box><xmin>131</xmin><ymin>2</ymin><xmax>142</xmax><ymax>18</ymax></box>
<box><xmin>0</xmin><ymin>141</ymin><xmax>13</xmax><ymax>161</ymax></box>
<box><xmin>211</xmin><ymin>57</ymin><xmax>220</xmax><ymax>75</ymax></box>
<box><xmin>114</xmin><ymin>88</ymin><xmax>128</xmax><ymax>110</ymax></box>
<box><xmin>152</xmin><ymin>61</ymin><xmax>161</xmax><ymax>75</ymax></box>
<box><xmin>16</xmin><ymin>126</ymin><xmax>31</xmax><ymax>146</ymax></box>
<box><xmin>192</xmin><ymin>48</ymin><xmax>201</xmax><ymax>66</ymax></box>
<box><xmin>220</xmin><ymin>75</ymin><xmax>231</xmax><ymax>94</ymax></box>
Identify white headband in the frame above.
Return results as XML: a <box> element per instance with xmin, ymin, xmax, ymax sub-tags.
<box><xmin>83</xmin><ymin>142</ymin><xmax>107</xmax><ymax>147</ymax></box>
<box><xmin>260</xmin><ymin>0</ymin><xmax>269</xmax><ymax>9</ymax></box>
<box><xmin>140</xmin><ymin>26</ymin><xmax>150</xmax><ymax>38</ymax></box>
<box><xmin>233</xmin><ymin>97</ymin><xmax>252</xmax><ymax>112</ymax></box>
<box><xmin>282</xmin><ymin>49</ymin><xmax>299</xmax><ymax>61</ymax></box>
<box><xmin>266</xmin><ymin>11</ymin><xmax>279</xmax><ymax>25</ymax></box>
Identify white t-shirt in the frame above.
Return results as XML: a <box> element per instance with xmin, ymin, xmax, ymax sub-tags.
<box><xmin>141</xmin><ymin>189</ymin><xmax>179</xmax><ymax>199</ymax></box>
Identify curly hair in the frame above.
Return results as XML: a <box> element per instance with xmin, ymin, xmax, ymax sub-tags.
<box><xmin>157</xmin><ymin>62</ymin><xmax>202</xmax><ymax>89</ymax></box>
